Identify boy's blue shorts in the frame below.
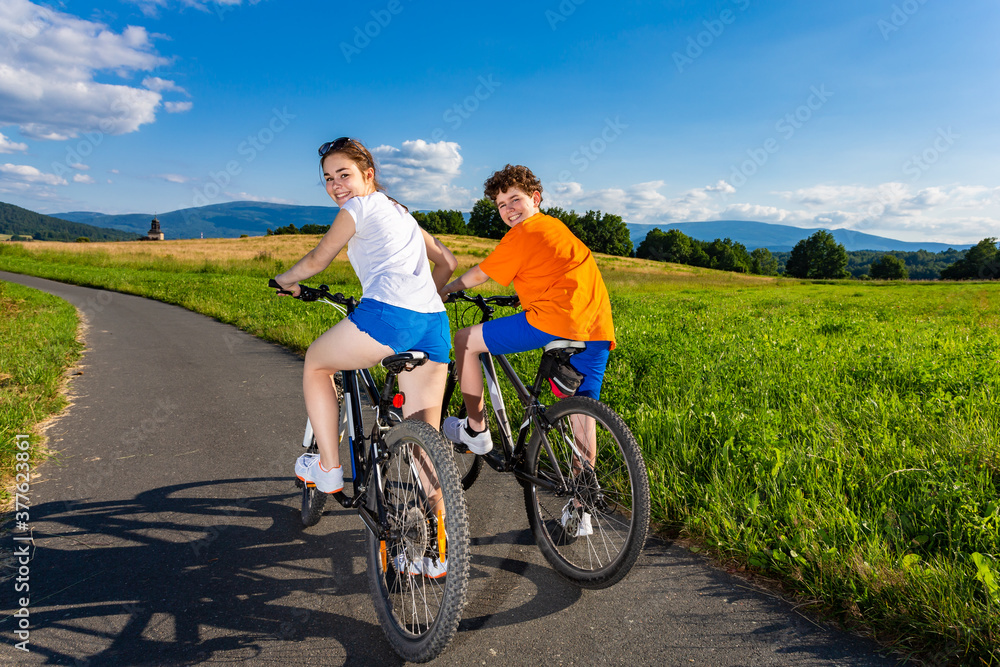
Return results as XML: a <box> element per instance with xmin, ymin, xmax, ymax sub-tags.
<box><xmin>482</xmin><ymin>311</ymin><xmax>611</xmax><ymax>400</ymax></box>
<box><xmin>348</xmin><ymin>299</ymin><xmax>451</xmax><ymax>364</ymax></box>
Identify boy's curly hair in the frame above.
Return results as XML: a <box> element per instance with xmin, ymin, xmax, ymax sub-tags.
<box><xmin>483</xmin><ymin>164</ymin><xmax>543</xmax><ymax>204</ymax></box>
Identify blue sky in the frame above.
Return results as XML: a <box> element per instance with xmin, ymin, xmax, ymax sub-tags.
<box><xmin>1</xmin><ymin>0</ymin><xmax>998</xmax><ymax>243</ymax></box>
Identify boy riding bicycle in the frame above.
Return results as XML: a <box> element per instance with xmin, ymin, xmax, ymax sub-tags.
<box><xmin>438</xmin><ymin>164</ymin><xmax>616</xmax><ymax>537</ymax></box>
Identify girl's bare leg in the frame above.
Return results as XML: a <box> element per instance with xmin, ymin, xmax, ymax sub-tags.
<box><xmin>303</xmin><ymin>318</ymin><xmax>392</xmax><ymax>470</ymax></box>
<box><xmin>399</xmin><ymin>360</ymin><xmax>449</xmax><ymax>516</ymax></box>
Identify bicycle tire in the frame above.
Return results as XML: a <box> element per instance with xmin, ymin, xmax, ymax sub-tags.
<box><xmin>523</xmin><ymin>396</ymin><xmax>650</xmax><ymax>589</ymax></box>
<box><xmin>366</xmin><ymin>419</ymin><xmax>470</xmax><ymax>663</ymax></box>
<box><xmin>299</xmin><ymin>373</ymin><xmax>348</xmax><ymax>527</ymax></box>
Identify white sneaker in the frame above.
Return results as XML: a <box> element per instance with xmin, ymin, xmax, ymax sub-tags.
<box><xmin>442</xmin><ymin>416</ymin><xmax>492</xmax><ymax>455</ymax></box>
<box><xmin>394</xmin><ymin>552</ymin><xmax>448</xmax><ymax>579</ymax></box>
<box><xmin>561</xmin><ymin>502</ymin><xmax>594</xmax><ymax>538</ymax></box>
<box><xmin>295</xmin><ymin>453</ymin><xmax>344</xmax><ymax>493</ymax></box>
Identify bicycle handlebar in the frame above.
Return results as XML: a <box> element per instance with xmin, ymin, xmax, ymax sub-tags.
<box><xmin>444</xmin><ymin>290</ymin><xmax>520</xmax><ymax>310</ymax></box>
<box><xmin>268</xmin><ymin>278</ymin><xmax>357</xmax><ymax>308</ymax></box>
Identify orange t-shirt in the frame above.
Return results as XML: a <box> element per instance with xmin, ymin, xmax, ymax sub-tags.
<box><xmin>479</xmin><ymin>212</ymin><xmax>616</xmax><ymax>349</ymax></box>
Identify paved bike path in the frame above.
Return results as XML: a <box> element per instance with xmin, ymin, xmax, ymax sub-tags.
<box><xmin>0</xmin><ymin>272</ymin><xmax>900</xmax><ymax>666</ymax></box>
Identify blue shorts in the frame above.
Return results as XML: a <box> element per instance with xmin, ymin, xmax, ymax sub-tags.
<box><xmin>482</xmin><ymin>312</ymin><xmax>611</xmax><ymax>400</ymax></box>
<box><xmin>348</xmin><ymin>299</ymin><xmax>451</xmax><ymax>364</ymax></box>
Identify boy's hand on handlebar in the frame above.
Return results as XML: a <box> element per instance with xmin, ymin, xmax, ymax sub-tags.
<box><xmin>442</xmin><ymin>289</ymin><xmax>465</xmax><ymax>303</ymax></box>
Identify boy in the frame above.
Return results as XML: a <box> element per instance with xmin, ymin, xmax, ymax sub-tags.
<box><xmin>439</xmin><ymin>165</ymin><xmax>615</xmax><ymax>534</ymax></box>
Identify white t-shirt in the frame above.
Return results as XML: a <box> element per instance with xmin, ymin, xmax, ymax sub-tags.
<box><xmin>341</xmin><ymin>192</ymin><xmax>444</xmax><ymax>313</ymax></box>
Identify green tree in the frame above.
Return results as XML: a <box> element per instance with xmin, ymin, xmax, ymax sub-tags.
<box><xmin>940</xmin><ymin>238</ymin><xmax>1000</xmax><ymax>280</ymax></box>
<box><xmin>636</xmin><ymin>228</ymin><xmax>692</xmax><ymax>263</ymax></box>
<box><xmin>467</xmin><ymin>198</ymin><xmax>506</xmax><ymax>239</ymax></box>
<box><xmin>750</xmin><ymin>247</ymin><xmax>778</xmax><ymax>276</ymax></box>
<box><xmin>869</xmin><ymin>254</ymin><xmax>909</xmax><ymax>280</ymax></box>
<box><xmin>573</xmin><ymin>210</ymin><xmax>633</xmax><ymax>257</ymax></box>
<box><xmin>784</xmin><ymin>230</ymin><xmax>849</xmax><ymax>279</ymax></box>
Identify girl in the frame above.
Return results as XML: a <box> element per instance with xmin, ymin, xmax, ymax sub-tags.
<box><xmin>275</xmin><ymin>137</ymin><xmax>457</xmax><ymax>501</ymax></box>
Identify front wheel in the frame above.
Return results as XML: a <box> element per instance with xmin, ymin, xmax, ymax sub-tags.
<box><xmin>366</xmin><ymin>419</ymin><xmax>470</xmax><ymax>663</ymax></box>
<box><xmin>523</xmin><ymin>397</ymin><xmax>650</xmax><ymax>589</ymax></box>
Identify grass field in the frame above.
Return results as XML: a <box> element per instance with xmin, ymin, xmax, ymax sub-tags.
<box><xmin>1</xmin><ymin>237</ymin><xmax>997</xmax><ymax>663</ymax></box>
<box><xmin>0</xmin><ymin>280</ymin><xmax>82</xmax><ymax>505</ymax></box>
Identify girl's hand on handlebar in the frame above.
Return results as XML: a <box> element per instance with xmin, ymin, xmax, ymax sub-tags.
<box><xmin>269</xmin><ymin>277</ymin><xmax>300</xmax><ymax>297</ymax></box>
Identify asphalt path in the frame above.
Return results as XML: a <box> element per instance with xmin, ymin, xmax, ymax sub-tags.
<box><xmin>0</xmin><ymin>272</ymin><xmax>901</xmax><ymax>666</ymax></box>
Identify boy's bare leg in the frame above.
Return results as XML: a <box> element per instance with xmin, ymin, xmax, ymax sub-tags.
<box><xmin>454</xmin><ymin>324</ymin><xmax>489</xmax><ymax>431</ymax></box>
<box><xmin>569</xmin><ymin>413</ymin><xmax>597</xmax><ymax>473</ymax></box>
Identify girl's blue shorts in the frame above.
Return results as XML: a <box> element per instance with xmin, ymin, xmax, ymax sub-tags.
<box><xmin>348</xmin><ymin>299</ymin><xmax>451</xmax><ymax>364</ymax></box>
<box><xmin>482</xmin><ymin>311</ymin><xmax>611</xmax><ymax>400</ymax></box>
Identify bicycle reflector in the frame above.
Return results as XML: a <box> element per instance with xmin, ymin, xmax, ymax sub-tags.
<box><xmin>392</xmin><ymin>393</ymin><xmax>405</xmax><ymax>409</ymax></box>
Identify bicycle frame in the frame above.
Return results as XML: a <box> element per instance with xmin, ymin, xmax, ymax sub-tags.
<box><xmin>445</xmin><ymin>292</ymin><xmax>587</xmax><ymax>496</ymax></box>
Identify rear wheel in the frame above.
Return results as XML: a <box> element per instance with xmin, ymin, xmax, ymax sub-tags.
<box><xmin>523</xmin><ymin>397</ymin><xmax>650</xmax><ymax>589</ymax></box>
<box><xmin>367</xmin><ymin>419</ymin><xmax>470</xmax><ymax>662</ymax></box>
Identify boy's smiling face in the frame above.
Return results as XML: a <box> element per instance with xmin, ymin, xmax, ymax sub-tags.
<box><xmin>495</xmin><ymin>187</ymin><xmax>541</xmax><ymax>227</ymax></box>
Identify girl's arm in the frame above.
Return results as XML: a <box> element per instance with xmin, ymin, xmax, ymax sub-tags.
<box><xmin>421</xmin><ymin>228</ymin><xmax>458</xmax><ymax>292</ymax></box>
<box><xmin>275</xmin><ymin>208</ymin><xmax>356</xmax><ymax>295</ymax></box>
<box><xmin>439</xmin><ymin>265</ymin><xmax>490</xmax><ymax>299</ymax></box>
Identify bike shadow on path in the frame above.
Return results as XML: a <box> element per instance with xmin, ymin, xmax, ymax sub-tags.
<box><xmin>7</xmin><ymin>476</ymin><xmax>581</xmax><ymax>666</ymax></box>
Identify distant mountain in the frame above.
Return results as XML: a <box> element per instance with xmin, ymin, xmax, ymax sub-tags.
<box><xmin>54</xmin><ymin>201</ymin><xmax>341</xmax><ymax>239</ymax></box>
<box><xmin>1</xmin><ymin>202</ymin><xmax>139</xmax><ymax>242</ymax></box>
<box><xmin>626</xmin><ymin>220</ymin><xmax>971</xmax><ymax>253</ymax></box>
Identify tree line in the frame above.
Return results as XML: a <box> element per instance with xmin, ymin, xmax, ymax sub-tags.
<box><xmin>0</xmin><ymin>202</ymin><xmax>138</xmax><ymax>242</ymax></box>
<box><xmin>263</xmin><ymin>200</ymin><xmax>997</xmax><ymax>281</ymax></box>
<box><xmin>265</xmin><ymin>198</ymin><xmax>635</xmax><ymax>258</ymax></box>
<box><xmin>639</xmin><ymin>226</ymin><xmax>999</xmax><ymax>281</ymax></box>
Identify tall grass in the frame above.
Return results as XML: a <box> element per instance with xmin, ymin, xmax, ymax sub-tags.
<box><xmin>1</xmin><ymin>240</ymin><xmax>997</xmax><ymax>662</ymax></box>
<box><xmin>0</xmin><ymin>280</ymin><xmax>82</xmax><ymax>504</ymax></box>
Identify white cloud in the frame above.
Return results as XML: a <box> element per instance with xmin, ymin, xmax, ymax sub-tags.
<box><xmin>125</xmin><ymin>0</ymin><xmax>251</xmax><ymax>19</ymax></box>
<box><xmin>0</xmin><ymin>131</ymin><xmax>28</xmax><ymax>153</ymax></box>
<box><xmin>0</xmin><ymin>0</ymin><xmax>170</xmax><ymax>140</ymax></box>
<box><xmin>164</xmin><ymin>101</ymin><xmax>193</xmax><ymax>113</ymax></box>
<box><xmin>371</xmin><ymin>140</ymin><xmax>472</xmax><ymax>209</ymax></box>
<box><xmin>153</xmin><ymin>173</ymin><xmax>189</xmax><ymax>183</ymax></box>
<box><xmin>546</xmin><ymin>178</ymin><xmax>1000</xmax><ymax>244</ymax></box>
<box><xmin>226</xmin><ymin>191</ymin><xmax>296</xmax><ymax>205</ymax></box>
<box><xmin>142</xmin><ymin>77</ymin><xmax>188</xmax><ymax>95</ymax></box>
<box><xmin>69</xmin><ymin>162</ymin><xmax>89</xmax><ymax>170</ymax></box>
<box><xmin>1</xmin><ymin>162</ymin><xmax>67</xmax><ymax>185</ymax></box>
<box><xmin>73</xmin><ymin>173</ymin><xmax>95</xmax><ymax>184</ymax></box>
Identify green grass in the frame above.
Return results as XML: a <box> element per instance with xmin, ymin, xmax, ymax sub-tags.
<box><xmin>0</xmin><ymin>241</ymin><xmax>998</xmax><ymax>663</ymax></box>
<box><xmin>0</xmin><ymin>279</ymin><xmax>83</xmax><ymax>505</ymax></box>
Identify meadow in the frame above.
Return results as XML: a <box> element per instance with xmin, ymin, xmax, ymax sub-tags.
<box><xmin>0</xmin><ymin>280</ymin><xmax>82</xmax><ymax>498</ymax></box>
<box><xmin>0</xmin><ymin>237</ymin><xmax>997</xmax><ymax>663</ymax></box>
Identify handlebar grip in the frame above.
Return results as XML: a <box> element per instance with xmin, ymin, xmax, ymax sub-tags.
<box><xmin>268</xmin><ymin>278</ymin><xmax>294</xmax><ymax>296</ymax></box>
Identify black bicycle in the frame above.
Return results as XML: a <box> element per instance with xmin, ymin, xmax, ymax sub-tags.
<box><xmin>442</xmin><ymin>291</ymin><xmax>651</xmax><ymax>589</ymax></box>
<box><xmin>271</xmin><ymin>279</ymin><xmax>470</xmax><ymax>663</ymax></box>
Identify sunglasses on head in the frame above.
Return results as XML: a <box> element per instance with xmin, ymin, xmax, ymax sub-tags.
<box><xmin>318</xmin><ymin>137</ymin><xmax>358</xmax><ymax>157</ymax></box>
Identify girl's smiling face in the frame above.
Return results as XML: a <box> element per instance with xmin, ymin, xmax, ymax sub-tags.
<box><xmin>322</xmin><ymin>153</ymin><xmax>375</xmax><ymax>205</ymax></box>
<box><xmin>494</xmin><ymin>187</ymin><xmax>541</xmax><ymax>227</ymax></box>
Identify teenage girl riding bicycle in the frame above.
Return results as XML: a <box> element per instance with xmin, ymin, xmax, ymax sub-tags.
<box><xmin>274</xmin><ymin>137</ymin><xmax>457</xmax><ymax>554</ymax></box>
